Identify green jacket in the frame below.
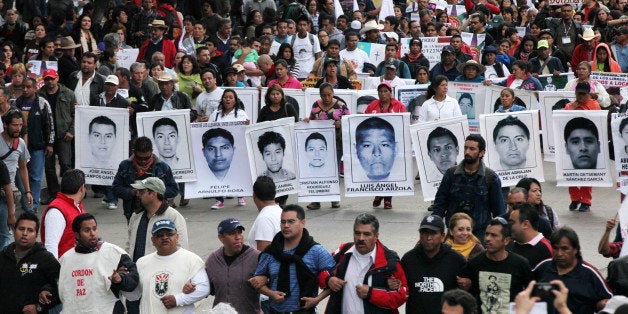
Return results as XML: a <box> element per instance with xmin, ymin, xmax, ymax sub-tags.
<box><xmin>37</xmin><ymin>83</ymin><xmax>76</xmax><ymax>138</ymax></box>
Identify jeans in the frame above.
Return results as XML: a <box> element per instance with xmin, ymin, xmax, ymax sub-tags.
<box><xmin>45</xmin><ymin>139</ymin><xmax>73</xmax><ymax>197</ymax></box>
<box><xmin>0</xmin><ymin>201</ymin><xmax>11</xmax><ymax>249</ymax></box>
<box><xmin>94</xmin><ymin>185</ymin><xmax>117</xmax><ymax>205</ymax></box>
<box><xmin>27</xmin><ymin>149</ymin><xmax>45</xmax><ymax>213</ymax></box>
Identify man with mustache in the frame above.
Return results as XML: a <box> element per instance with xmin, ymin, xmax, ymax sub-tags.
<box><xmin>432</xmin><ymin>134</ymin><xmax>506</xmax><ymax>240</ymax></box>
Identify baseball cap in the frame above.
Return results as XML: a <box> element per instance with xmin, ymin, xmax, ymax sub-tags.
<box><xmin>537</xmin><ymin>39</ymin><xmax>550</xmax><ymax>49</ymax></box>
<box><xmin>575</xmin><ymin>81</ymin><xmax>590</xmax><ymax>94</ymax></box>
<box><xmin>152</xmin><ymin>218</ymin><xmax>177</xmax><ymax>234</ymax></box>
<box><xmin>42</xmin><ymin>68</ymin><xmax>58</xmax><ymax>79</ymax></box>
<box><xmin>442</xmin><ymin>45</ymin><xmax>455</xmax><ymax>55</ymax></box>
<box><xmin>384</xmin><ymin>58</ymin><xmax>397</xmax><ymax>70</ymax></box>
<box><xmin>218</xmin><ymin>217</ymin><xmax>245</xmax><ymax>234</ymax></box>
<box><xmin>105</xmin><ymin>75</ymin><xmax>119</xmax><ymax>85</ymax></box>
<box><xmin>377</xmin><ymin>81</ymin><xmax>393</xmax><ymax>91</ymax></box>
<box><xmin>350</xmin><ymin>20</ymin><xmax>362</xmax><ymax>32</ymax></box>
<box><xmin>419</xmin><ymin>215</ymin><xmax>445</xmax><ymax>232</ymax></box>
<box><xmin>232</xmin><ymin>64</ymin><xmax>245</xmax><ymax>72</ymax></box>
<box><xmin>383</xmin><ymin>31</ymin><xmax>399</xmax><ymax>42</ymax></box>
<box><xmin>130</xmin><ymin>177</ymin><xmax>166</xmax><ymax>196</ymax></box>
<box><xmin>225</xmin><ymin>66</ymin><xmax>238</xmax><ymax>75</ymax></box>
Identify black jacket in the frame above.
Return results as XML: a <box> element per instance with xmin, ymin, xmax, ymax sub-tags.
<box><xmin>401</xmin><ymin>53</ymin><xmax>431</xmax><ymax>80</ymax></box>
<box><xmin>57</xmin><ymin>55</ymin><xmax>80</xmax><ymax>87</ymax></box>
<box><xmin>401</xmin><ymin>243</ymin><xmax>467</xmax><ymax>314</ymax></box>
<box><xmin>14</xmin><ymin>96</ymin><xmax>55</xmax><ymax>151</ymax></box>
<box><xmin>66</xmin><ymin>71</ymin><xmax>106</xmax><ymax>107</ymax></box>
<box><xmin>0</xmin><ymin>242</ymin><xmax>61</xmax><ymax>313</ymax></box>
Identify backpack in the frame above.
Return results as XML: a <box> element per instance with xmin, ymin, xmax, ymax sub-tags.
<box><xmin>290</xmin><ymin>33</ymin><xmax>316</xmax><ymax>51</ymax></box>
<box><xmin>0</xmin><ymin>138</ymin><xmax>19</xmax><ymax>161</ymax></box>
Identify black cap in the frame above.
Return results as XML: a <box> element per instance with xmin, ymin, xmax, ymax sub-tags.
<box><xmin>575</xmin><ymin>81</ymin><xmax>590</xmax><ymax>94</ymax></box>
<box><xmin>419</xmin><ymin>215</ymin><xmax>445</xmax><ymax>232</ymax></box>
<box><xmin>442</xmin><ymin>45</ymin><xmax>455</xmax><ymax>55</ymax></box>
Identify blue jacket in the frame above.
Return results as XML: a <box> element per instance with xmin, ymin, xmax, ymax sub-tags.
<box><xmin>112</xmin><ymin>155</ymin><xmax>179</xmax><ymax>220</ymax></box>
<box><xmin>375</xmin><ymin>59</ymin><xmax>412</xmax><ymax>79</ymax></box>
<box><xmin>432</xmin><ymin>162</ymin><xmax>505</xmax><ymax>238</ymax></box>
<box><xmin>429</xmin><ymin>60</ymin><xmax>461</xmax><ymax>82</ymax></box>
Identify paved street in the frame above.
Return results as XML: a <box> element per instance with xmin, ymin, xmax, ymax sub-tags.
<box><xmin>32</xmin><ymin>159</ymin><xmax>623</xmax><ymax>312</ymax></box>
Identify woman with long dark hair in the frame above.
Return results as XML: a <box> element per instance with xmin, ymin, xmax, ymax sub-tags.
<box><xmin>275</xmin><ymin>44</ymin><xmax>301</xmax><ymax>78</ymax></box>
<box><xmin>72</xmin><ymin>13</ymin><xmax>100</xmax><ymax>58</ymax></box>
<box><xmin>516</xmin><ymin>177</ymin><xmax>559</xmax><ymax>233</ymax></box>
<box><xmin>418</xmin><ymin>75</ymin><xmax>461</xmax><ymax>122</ymax></box>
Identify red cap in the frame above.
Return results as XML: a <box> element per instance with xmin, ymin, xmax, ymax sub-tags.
<box><xmin>42</xmin><ymin>68</ymin><xmax>58</xmax><ymax>79</ymax></box>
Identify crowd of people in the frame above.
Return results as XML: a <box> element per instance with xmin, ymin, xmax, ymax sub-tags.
<box><xmin>0</xmin><ymin>0</ymin><xmax>625</xmax><ymax>312</ymax></box>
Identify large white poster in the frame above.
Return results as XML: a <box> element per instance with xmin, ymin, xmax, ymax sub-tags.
<box><xmin>538</xmin><ymin>91</ymin><xmax>575</xmax><ymax>161</ymax></box>
<box><xmin>553</xmin><ymin>110</ymin><xmax>613</xmax><ymax>187</ymax></box>
<box><xmin>410</xmin><ymin>116</ymin><xmax>469</xmax><ymax>201</ymax></box>
<box><xmin>245</xmin><ymin>118</ymin><xmax>299</xmax><ymax>197</ymax></box>
<box><xmin>399</xmin><ymin>37</ymin><xmax>452</xmax><ymax>69</ymax></box>
<box><xmin>342</xmin><ymin>113</ymin><xmax>414</xmax><ymax>197</ymax></box>
<box><xmin>353</xmin><ymin>90</ymin><xmax>379</xmax><ymax>114</ymax></box>
<box><xmin>304</xmin><ymin>88</ymin><xmax>355</xmax><ymax>117</ymax></box>
<box><xmin>295</xmin><ymin>121</ymin><xmax>340</xmax><ymax>202</ymax></box>
<box><xmin>480</xmin><ymin>111</ymin><xmax>544</xmax><ymax>187</ymax></box>
<box><xmin>75</xmin><ymin>106</ymin><xmax>129</xmax><ymax>185</ymax></box>
<box><xmin>237</xmin><ymin>88</ymin><xmax>260</xmax><ymax>123</ymax></box>
<box><xmin>395</xmin><ymin>84</ymin><xmax>429</xmax><ymax>124</ymax></box>
<box><xmin>184</xmin><ymin>121</ymin><xmax>253</xmax><ymax>198</ymax></box>
<box><xmin>485</xmin><ymin>85</ymin><xmax>538</xmax><ymax>112</ymax></box>
<box><xmin>611</xmin><ymin>113</ymin><xmax>628</xmax><ymax>194</ymax></box>
<box><xmin>136</xmin><ymin>110</ymin><xmax>196</xmax><ymax>182</ymax></box>
<box><xmin>446</xmin><ymin>82</ymin><xmax>487</xmax><ymax>133</ymax></box>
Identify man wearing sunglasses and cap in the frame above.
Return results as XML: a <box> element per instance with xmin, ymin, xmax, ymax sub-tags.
<box><xmin>128</xmin><ymin>218</ymin><xmax>209</xmax><ymax>313</ymax></box>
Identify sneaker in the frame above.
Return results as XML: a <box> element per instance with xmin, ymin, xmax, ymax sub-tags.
<box><xmin>108</xmin><ymin>203</ymin><xmax>118</xmax><ymax>210</ymax></box>
<box><xmin>373</xmin><ymin>196</ymin><xmax>383</xmax><ymax>208</ymax></box>
<box><xmin>331</xmin><ymin>201</ymin><xmax>340</xmax><ymax>208</ymax></box>
<box><xmin>569</xmin><ymin>201</ymin><xmax>580</xmax><ymax>211</ymax></box>
<box><xmin>238</xmin><ymin>197</ymin><xmax>247</xmax><ymax>206</ymax></box>
<box><xmin>384</xmin><ymin>200</ymin><xmax>392</xmax><ymax>209</ymax></box>
<box><xmin>101</xmin><ymin>200</ymin><xmax>108</xmax><ymax>206</ymax></box>
<box><xmin>579</xmin><ymin>204</ymin><xmax>591</xmax><ymax>212</ymax></box>
<box><xmin>307</xmin><ymin>202</ymin><xmax>321</xmax><ymax>210</ymax></box>
<box><xmin>211</xmin><ymin>200</ymin><xmax>224</xmax><ymax>210</ymax></box>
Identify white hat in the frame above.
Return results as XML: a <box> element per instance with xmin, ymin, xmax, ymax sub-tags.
<box><xmin>350</xmin><ymin>20</ymin><xmax>362</xmax><ymax>31</ymax></box>
<box><xmin>105</xmin><ymin>75</ymin><xmax>119</xmax><ymax>85</ymax></box>
<box><xmin>382</xmin><ymin>32</ymin><xmax>399</xmax><ymax>41</ymax></box>
<box><xmin>580</xmin><ymin>28</ymin><xmax>598</xmax><ymax>41</ymax></box>
<box><xmin>360</xmin><ymin>20</ymin><xmax>384</xmax><ymax>35</ymax></box>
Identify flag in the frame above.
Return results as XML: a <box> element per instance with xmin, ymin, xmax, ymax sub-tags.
<box><xmin>335</xmin><ymin>0</ymin><xmax>344</xmax><ymax>19</ymax></box>
<box><xmin>378</xmin><ymin>0</ymin><xmax>394</xmax><ymax>22</ymax></box>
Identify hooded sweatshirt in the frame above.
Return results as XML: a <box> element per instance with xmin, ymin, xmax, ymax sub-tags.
<box><xmin>590</xmin><ymin>43</ymin><xmax>622</xmax><ymax>73</ymax></box>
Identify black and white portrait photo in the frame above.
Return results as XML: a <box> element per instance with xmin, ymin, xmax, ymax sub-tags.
<box><xmin>295</xmin><ymin>121</ymin><xmax>340</xmax><ymax>202</ymax></box>
<box><xmin>76</xmin><ymin>106</ymin><xmax>129</xmax><ymax>185</ymax></box>
<box><xmin>342</xmin><ymin>113</ymin><xmax>414</xmax><ymax>197</ymax></box>
<box><xmin>410</xmin><ymin>116</ymin><xmax>468</xmax><ymax>201</ymax></box>
<box><xmin>538</xmin><ymin>91</ymin><xmax>575</xmax><ymax>161</ymax></box>
<box><xmin>245</xmin><ymin>117</ymin><xmax>299</xmax><ymax>196</ymax></box>
<box><xmin>137</xmin><ymin>110</ymin><xmax>196</xmax><ymax>182</ymax></box>
<box><xmin>480</xmin><ymin>111</ymin><xmax>544</xmax><ymax>186</ymax></box>
<box><xmin>457</xmin><ymin>92</ymin><xmax>475</xmax><ymax>119</ymax></box>
<box><xmin>611</xmin><ymin>114</ymin><xmax>628</xmax><ymax>178</ymax></box>
<box><xmin>185</xmin><ymin>121</ymin><xmax>253</xmax><ymax>198</ymax></box>
<box><xmin>395</xmin><ymin>85</ymin><xmax>428</xmax><ymax>124</ymax></box>
<box><xmin>553</xmin><ymin>110</ymin><xmax>612</xmax><ymax>187</ymax></box>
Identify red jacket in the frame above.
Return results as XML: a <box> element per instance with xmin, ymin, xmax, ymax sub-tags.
<box><xmin>364</xmin><ymin>98</ymin><xmax>407</xmax><ymax>114</ymax></box>
<box><xmin>137</xmin><ymin>37</ymin><xmax>177</xmax><ymax>68</ymax></box>
<box><xmin>571</xmin><ymin>42</ymin><xmax>597</xmax><ymax>72</ymax></box>
<box><xmin>40</xmin><ymin>192</ymin><xmax>84</xmax><ymax>258</ymax></box>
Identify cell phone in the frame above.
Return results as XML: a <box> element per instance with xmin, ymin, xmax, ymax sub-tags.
<box><xmin>531</xmin><ymin>282</ymin><xmax>558</xmax><ymax>302</ymax></box>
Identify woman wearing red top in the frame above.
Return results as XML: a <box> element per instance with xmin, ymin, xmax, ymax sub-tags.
<box><xmin>266</xmin><ymin>59</ymin><xmax>303</xmax><ymax>90</ymax></box>
<box><xmin>363</xmin><ymin>82</ymin><xmax>406</xmax><ymax>209</ymax></box>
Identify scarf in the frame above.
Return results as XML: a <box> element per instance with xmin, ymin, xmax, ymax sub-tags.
<box><xmin>445</xmin><ymin>238</ymin><xmax>476</xmax><ymax>259</ymax></box>
<box><xmin>75</xmin><ymin>238</ymin><xmax>104</xmax><ymax>254</ymax></box>
<box><xmin>263</xmin><ymin>228</ymin><xmax>318</xmax><ymax>298</ymax></box>
<box><xmin>133</xmin><ymin>154</ymin><xmax>155</xmax><ymax>177</ymax></box>
<box><xmin>80</xmin><ymin>30</ymin><xmax>98</xmax><ymax>54</ymax></box>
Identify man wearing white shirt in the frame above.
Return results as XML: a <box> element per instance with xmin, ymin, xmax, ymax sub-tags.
<box><xmin>195</xmin><ymin>69</ymin><xmax>224</xmax><ymax>122</ymax></box>
<box><xmin>248</xmin><ymin>176</ymin><xmax>281</xmax><ymax>252</ymax></box>
<box><xmin>292</xmin><ymin>16</ymin><xmax>322</xmax><ymax>79</ymax></box>
<box><xmin>340</xmin><ymin>32</ymin><xmax>369</xmax><ymax>73</ymax></box>
<box><xmin>67</xmin><ymin>52</ymin><xmax>105</xmax><ymax>107</ymax></box>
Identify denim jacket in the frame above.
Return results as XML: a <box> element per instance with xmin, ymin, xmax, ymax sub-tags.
<box><xmin>432</xmin><ymin>162</ymin><xmax>505</xmax><ymax>237</ymax></box>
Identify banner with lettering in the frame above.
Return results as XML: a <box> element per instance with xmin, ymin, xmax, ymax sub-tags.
<box><xmin>400</xmin><ymin>37</ymin><xmax>452</xmax><ymax>69</ymax></box>
<box><xmin>589</xmin><ymin>72</ymin><xmax>628</xmax><ymax>88</ymax></box>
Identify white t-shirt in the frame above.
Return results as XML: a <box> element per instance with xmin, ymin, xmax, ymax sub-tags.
<box><xmin>340</xmin><ymin>48</ymin><xmax>369</xmax><ymax>73</ymax></box>
<box><xmin>195</xmin><ymin>87</ymin><xmax>224</xmax><ymax>117</ymax></box>
<box><xmin>246</xmin><ymin>204</ymin><xmax>282</xmax><ymax>250</ymax></box>
<box><xmin>293</xmin><ymin>34</ymin><xmax>321</xmax><ymax>79</ymax></box>
<box><xmin>0</xmin><ymin>137</ymin><xmax>29</xmax><ymax>187</ymax></box>
<box><xmin>484</xmin><ymin>64</ymin><xmax>511</xmax><ymax>81</ymax></box>
<box><xmin>211</xmin><ymin>108</ymin><xmax>250</xmax><ymax>122</ymax></box>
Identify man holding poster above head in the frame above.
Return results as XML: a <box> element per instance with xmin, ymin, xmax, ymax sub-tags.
<box><xmin>564</xmin><ymin>82</ymin><xmax>602</xmax><ymax>213</ymax></box>
<box><xmin>432</xmin><ymin>134</ymin><xmax>505</xmax><ymax>240</ymax></box>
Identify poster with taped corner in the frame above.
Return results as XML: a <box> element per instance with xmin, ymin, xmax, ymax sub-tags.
<box><xmin>395</xmin><ymin>84</ymin><xmax>429</xmax><ymax>124</ymax></box>
<box><xmin>410</xmin><ymin>116</ymin><xmax>469</xmax><ymax>201</ymax></box>
<box><xmin>75</xmin><ymin>106</ymin><xmax>129</xmax><ymax>185</ymax></box>
<box><xmin>480</xmin><ymin>111</ymin><xmax>544</xmax><ymax>187</ymax></box>
<box><xmin>304</xmin><ymin>88</ymin><xmax>355</xmax><ymax>117</ymax></box>
<box><xmin>352</xmin><ymin>89</ymin><xmax>380</xmax><ymax>114</ymax></box>
<box><xmin>184</xmin><ymin>121</ymin><xmax>253</xmax><ymax>198</ymax></box>
<box><xmin>553</xmin><ymin>110</ymin><xmax>612</xmax><ymax>187</ymax></box>
<box><xmin>446</xmin><ymin>82</ymin><xmax>486</xmax><ymax>133</ymax></box>
<box><xmin>538</xmin><ymin>91</ymin><xmax>576</xmax><ymax>161</ymax></box>
<box><xmin>485</xmin><ymin>85</ymin><xmax>539</xmax><ymax>112</ymax></box>
<box><xmin>245</xmin><ymin>117</ymin><xmax>299</xmax><ymax>197</ymax></box>
<box><xmin>136</xmin><ymin>110</ymin><xmax>196</xmax><ymax>182</ymax></box>
<box><xmin>236</xmin><ymin>87</ymin><xmax>260</xmax><ymax>123</ymax></box>
<box><xmin>342</xmin><ymin>113</ymin><xmax>414</xmax><ymax>197</ymax></box>
<box><xmin>295</xmin><ymin>121</ymin><xmax>341</xmax><ymax>202</ymax></box>
<box><xmin>611</xmin><ymin>113</ymin><xmax>628</xmax><ymax>194</ymax></box>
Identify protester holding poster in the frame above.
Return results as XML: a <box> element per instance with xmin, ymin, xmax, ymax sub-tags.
<box><xmin>484</xmin><ymin>60</ymin><xmax>543</xmax><ymax>91</ymax></box>
<box><xmin>494</xmin><ymin>88</ymin><xmax>526</xmax><ymax>113</ymax></box>
<box><xmin>418</xmin><ymin>75</ymin><xmax>462</xmax><ymax>122</ymax></box>
<box><xmin>563</xmin><ymin>61</ymin><xmax>611</xmax><ymax>108</ymax></box>
<box><xmin>302</xmin><ymin>82</ymin><xmax>349</xmax><ymax>209</ymax></box>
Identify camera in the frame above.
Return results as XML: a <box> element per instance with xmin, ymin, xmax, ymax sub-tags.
<box><xmin>532</xmin><ymin>282</ymin><xmax>558</xmax><ymax>302</ymax></box>
<box><xmin>458</xmin><ymin>201</ymin><xmax>474</xmax><ymax>214</ymax></box>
